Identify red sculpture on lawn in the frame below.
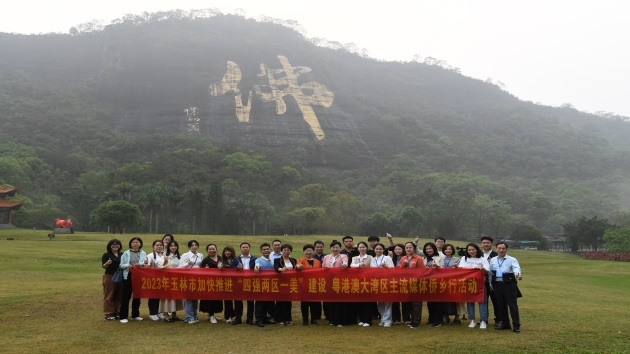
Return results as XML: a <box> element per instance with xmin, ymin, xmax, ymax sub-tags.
<box><xmin>55</xmin><ymin>218</ymin><xmax>73</xmax><ymax>228</ymax></box>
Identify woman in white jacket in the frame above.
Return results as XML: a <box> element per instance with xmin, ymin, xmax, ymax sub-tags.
<box><xmin>119</xmin><ymin>237</ymin><xmax>146</xmax><ymax>323</ymax></box>
<box><xmin>144</xmin><ymin>240</ymin><xmax>167</xmax><ymax>321</ymax></box>
<box><xmin>370</xmin><ymin>243</ymin><xmax>394</xmax><ymax>327</ymax></box>
<box><xmin>178</xmin><ymin>240</ymin><xmax>203</xmax><ymax>324</ymax></box>
<box><xmin>458</xmin><ymin>243</ymin><xmax>490</xmax><ymax>329</ymax></box>
<box><xmin>159</xmin><ymin>240</ymin><xmax>184</xmax><ymax>322</ymax></box>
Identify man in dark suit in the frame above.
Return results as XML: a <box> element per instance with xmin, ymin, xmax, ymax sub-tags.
<box><xmin>230</xmin><ymin>242</ymin><xmax>257</xmax><ymax>325</ymax></box>
<box><xmin>481</xmin><ymin>236</ymin><xmax>499</xmax><ymax>325</ymax></box>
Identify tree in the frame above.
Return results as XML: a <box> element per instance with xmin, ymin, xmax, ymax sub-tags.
<box><xmin>91</xmin><ymin>200</ymin><xmax>142</xmax><ymax>233</ymax></box>
<box><xmin>562</xmin><ymin>216</ymin><xmax>614</xmax><ymax>252</ymax></box>
<box><xmin>471</xmin><ymin>194</ymin><xmax>513</xmax><ymax>237</ymax></box>
<box><xmin>510</xmin><ymin>223</ymin><xmax>548</xmax><ymax>250</ymax></box>
<box><xmin>603</xmin><ymin>227</ymin><xmax>630</xmax><ymax>252</ymax></box>
<box><xmin>360</xmin><ymin>212</ymin><xmax>395</xmax><ymax>236</ymax></box>
<box><xmin>398</xmin><ymin>206</ymin><xmax>423</xmax><ymax>236</ymax></box>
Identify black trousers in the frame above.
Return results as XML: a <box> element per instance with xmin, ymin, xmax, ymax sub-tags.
<box><xmin>275</xmin><ymin>301</ymin><xmax>292</xmax><ymax>323</ymax></box>
<box><xmin>255</xmin><ymin>301</ymin><xmax>272</xmax><ymax>323</ymax></box>
<box><xmin>322</xmin><ymin>302</ymin><xmax>330</xmax><ymax>319</ymax></box>
<box><xmin>148</xmin><ymin>298</ymin><xmax>160</xmax><ymax>315</ymax></box>
<box><xmin>402</xmin><ymin>302</ymin><xmax>422</xmax><ymax>324</ymax></box>
<box><xmin>224</xmin><ymin>300</ymin><xmax>235</xmax><ymax>319</ymax></box>
<box><xmin>427</xmin><ymin>302</ymin><xmax>443</xmax><ymax>325</ymax></box>
<box><xmin>120</xmin><ymin>274</ymin><xmax>141</xmax><ymax>319</ymax></box>
<box><xmin>301</xmin><ymin>301</ymin><xmax>322</xmax><ymax>322</ymax></box>
<box><xmin>485</xmin><ymin>281</ymin><xmax>499</xmax><ymax>322</ymax></box>
<box><xmin>234</xmin><ymin>300</ymin><xmax>254</xmax><ymax>322</ymax></box>
<box><xmin>356</xmin><ymin>302</ymin><xmax>374</xmax><ymax>324</ymax></box>
<box><xmin>493</xmin><ymin>282</ymin><xmax>520</xmax><ymax>327</ymax></box>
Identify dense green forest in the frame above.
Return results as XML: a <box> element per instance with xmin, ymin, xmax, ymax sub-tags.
<box><xmin>1</xmin><ymin>10</ymin><xmax>630</xmax><ymax>247</ymax></box>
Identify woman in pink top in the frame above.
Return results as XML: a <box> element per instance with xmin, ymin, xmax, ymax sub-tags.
<box><xmin>322</xmin><ymin>240</ymin><xmax>350</xmax><ymax>327</ymax></box>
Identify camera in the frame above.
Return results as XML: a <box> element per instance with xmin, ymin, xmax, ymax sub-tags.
<box><xmin>456</xmin><ymin>247</ymin><xmax>467</xmax><ymax>257</ymax></box>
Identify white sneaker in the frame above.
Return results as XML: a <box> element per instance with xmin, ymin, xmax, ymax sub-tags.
<box><xmin>157</xmin><ymin>314</ymin><xmax>166</xmax><ymax>320</ymax></box>
<box><xmin>210</xmin><ymin>316</ymin><xmax>217</xmax><ymax>324</ymax></box>
<box><xmin>480</xmin><ymin>321</ymin><xmax>487</xmax><ymax>329</ymax></box>
<box><xmin>362</xmin><ymin>323</ymin><xmax>370</xmax><ymax>327</ymax></box>
<box><xmin>378</xmin><ymin>322</ymin><xmax>384</xmax><ymax>326</ymax></box>
<box><xmin>358</xmin><ymin>322</ymin><xmax>365</xmax><ymax>326</ymax></box>
<box><xmin>225</xmin><ymin>317</ymin><xmax>233</xmax><ymax>324</ymax></box>
<box><xmin>149</xmin><ymin>315</ymin><xmax>159</xmax><ymax>321</ymax></box>
<box><xmin>468</xmin><ymin>320</ymin><xmax>476</xmax><ymax>328</ymax></box>
<box><xmin>132</xmin><ymin>317</ymin><xmax>143</xmax><ymax>321</ymax></box>
<box><xmin>384</xmin><ymin>322</ymin><xmax>391</xmax><ymax>327</ymax></box>
<box><xmin>119</xmin><ymin>319</ymin><xmax>129</xmax><ymax>324</ymax></box>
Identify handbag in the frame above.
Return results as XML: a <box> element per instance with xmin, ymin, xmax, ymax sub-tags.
<box><xmin>111</xmin><ymin>268</ymin><xmax>124</xmax><ymax>283</ymax></box>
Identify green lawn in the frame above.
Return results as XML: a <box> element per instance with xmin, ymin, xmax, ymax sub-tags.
<box><xmin>0</xmin><ymin>229</ymin><xmax>628</xmax><ymax>353</ymax></box>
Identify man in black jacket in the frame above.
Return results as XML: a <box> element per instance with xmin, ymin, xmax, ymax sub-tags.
<box><xmin>481</xmin><ymin>236</ymin><xmax>499</xmax><ymax>325</ymax></box>
<box><xmin>230</xmin><ymin>242</ymin><xmax>257</xmax><ymax>325</ymax></box>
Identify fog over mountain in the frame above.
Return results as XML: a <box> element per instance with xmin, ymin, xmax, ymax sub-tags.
<box><xmin>1</xmin><ymin>12</ymin><xmax>629</xmax><ymax>238</ymax></box>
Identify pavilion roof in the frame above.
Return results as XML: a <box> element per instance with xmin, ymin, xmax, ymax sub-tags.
<box><xmin>0</xmin><ymin>200</ymin><xmax>23</xmax><ymax>209</ymax></box>
<box><xmin>0</xmin><ymin>186</ymin><xmax>18</xmax><ymax>197</ymax></box>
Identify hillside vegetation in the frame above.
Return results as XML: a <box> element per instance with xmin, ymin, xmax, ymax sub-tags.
<box><xmin>1</xmin><ymin>10</ymin><xmax>630</xmax><ymax>241</ymax></box>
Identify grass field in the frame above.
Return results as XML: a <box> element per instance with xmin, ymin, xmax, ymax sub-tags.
<box><xmin>1</xmin><ymin>229</ymin><xmax>629</xmax><ymax>354</ymax></box>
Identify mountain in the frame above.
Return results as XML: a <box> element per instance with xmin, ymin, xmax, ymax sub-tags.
<box><xmin>1</xmin><ymin>11</ymin><xmax>629</xmax><ymax>239</ymax></box>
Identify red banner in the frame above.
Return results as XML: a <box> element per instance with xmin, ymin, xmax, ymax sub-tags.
<box><xmin>131</xmin><ymin>267</ymin><xmax>484</xmax><ymax>302</ymax></box>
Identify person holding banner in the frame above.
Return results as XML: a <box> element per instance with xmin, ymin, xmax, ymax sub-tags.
<box><xmin>442</xmin><ymin>243</ymin><xmax>463</xmax><ymax>324</ymax></box>
<box><xmin>398</xmin><ymin>242</ymin><xmax>424</xmax><ymax>329</ymax></box>
<box><xmin>371</xmin><ymin>243</ymin><xmax>394</xmax><ymax>327</ymax></box>
<box><xmin>322</xmin><ymin>240</ymin><xmax>351</xmax><ymax>327</ymax></box>
<box><xmin>386</xmin><ymin>239</ymin><xmax>407</xmax><ymax>324</ymax></box>
<box><xmin>144</xmin><ymin>240</ymin><xmax>167</xmax><ymax>321</ymax></box>
<box><xmin>351</xmin><ymin>242</ymin><xmax>374</xmax><ymax>327</ymax></box>
<box><xmin>312</xmin><ymin>240</ymin><xmax>328</xmax><ymax>321</ymax></box>
<box><xmin>274</xmin><ymin>243</ymin><xmax>297</xmax><ymax>325</ymax></box>
<box><xmin>200</xmin><ymin>244</ymin><xmax>223</xmax><ymax>324</ymax></box>
<box><xmin>230</xmin><ymin>242</ymin><xmax>257</xmax><ymax>325</ymax></box>
<box><xmin>159</xmin><ymin>240</ymin><xmax>183</xmax><ymax>322</ymax></box>
<box><xmin>422</xmin><ymin>242</ymin><xmax>445</xmax><ymax>327</ymax></box>
<box><xmin>253</xmin><ymin>243</ymin><xmax>274</xmax><ymax>327</ymax></box>
<box><xmin>296</xmin><ymin>244</ymin><xmax>322</xmax><ymax>325</ymax></box>
<box><xmin>220</xmin><ymin>245</ymin><xmax>237</xmax><ymax>323</ymax></box>
<box><xmin>179</xmin><ymin>240</ymin><xmax>203</xmax><ymax>324</ymax></box>
<box><xmin>119</xmin><ymin>237</ymin><xmax>146</xmax><ymax>324</ymax></box>
<box><xmin>459</xmin><ymin>243</ymin><xmax>490</xmax><ymax>330</ymax></box>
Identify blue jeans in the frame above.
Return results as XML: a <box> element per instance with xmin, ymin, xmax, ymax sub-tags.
<box><xmin>467</xmin><ymin>301</ymin><xmax>488</xmax><ymax>322</ymax></box>
<box><xmin>184</xmin><ymin>300</ymin><xmax>198</xmax><ymax>321</ymax></box>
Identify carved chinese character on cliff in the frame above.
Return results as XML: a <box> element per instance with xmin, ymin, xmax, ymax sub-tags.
<box><xmin>184</xmin><ymin>106</ymin><xmax>200</xmax><ymax>132</ymax></box>
<box><xmin>209</xmin><ymin>55</ymin><xmax>334</xmax><ymax>140</ymax></box>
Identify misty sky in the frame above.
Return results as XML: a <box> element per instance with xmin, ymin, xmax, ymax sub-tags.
<box><xmin>2</xmin><ymin>0</ymin><xmax>628</xmax><ymax>117</ymax></box>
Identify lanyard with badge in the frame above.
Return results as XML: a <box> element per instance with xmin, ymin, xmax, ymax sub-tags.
<box><xmin>496</xmin><ymin>258</ymin><xmax>506</xmax><ymax>278</ymax></box>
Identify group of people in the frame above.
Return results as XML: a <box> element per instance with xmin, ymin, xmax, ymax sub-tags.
<box><xmin>101</xmin><ymin>233</ymin><xmax>523</xmax><ymax>332</ymax></box>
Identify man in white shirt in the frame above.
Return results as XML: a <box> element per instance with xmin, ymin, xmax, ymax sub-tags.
<box><xmin>489</xmin><ymin>242</ymin><xmax>523</xmax><ymax>333</ymax></box>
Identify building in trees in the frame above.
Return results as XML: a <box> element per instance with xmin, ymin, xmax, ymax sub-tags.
<box><xmin>0</xmin><ymin>186</ymin><xmax>23</xmax><ymax>228</ymax></box>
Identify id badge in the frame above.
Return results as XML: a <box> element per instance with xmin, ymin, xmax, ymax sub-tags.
<box><xmin>496</xmin><ymin>269</ymin><xmax>503</xmax><ymax>278</ymax></box>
